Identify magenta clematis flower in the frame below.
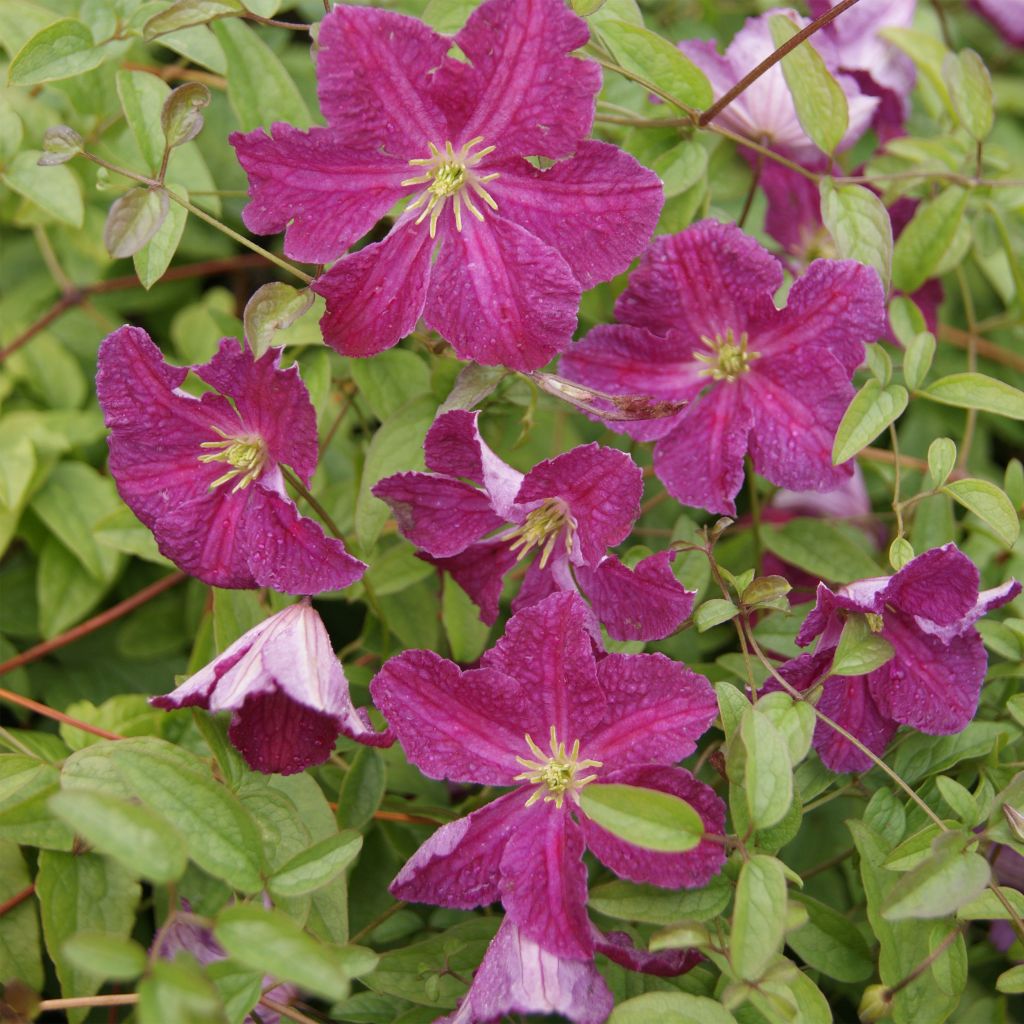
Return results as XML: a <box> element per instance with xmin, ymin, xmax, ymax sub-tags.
<box><xmin>679</xmin><ymin>9</ymin><xmax>878</xmax><ymax>165</ymax></box>
<box><xmin>151</xmin><ymin>600</ymin><xmax>390</xmax><ymax>774</ymax></box>
<box><xmin>372</xmin><ymin>410</ymin><xmax>694</xmax><ymax>641</ymax></box>
<box><xmin>96</xmin><ymin>326</ymin><xmax>364</xmax><ymax>594</ymax></box>
<box><xmin>230</xmin><ymin>0</ymin><xmax>662</xmax><ymax>373</ymax></box>
<box><xmin>559</xmin><ymin>220</ymin><xmax>887</xmax><ymax>516</ymax></box>
<box><xmin>808</xmin><ymin>0</ymin><xmax>917</xmax><ymax>141</ymax></box>
<box><xmin>370</xmin><ymin>592</ymin><xmax>726</xmax><ymax>962</ymax></box>
<box><xmin>772</xmin><ymin>545</ymin><xmax>1020</xmax><ymax>773</ymax></box>
<box><xmin>971</xmin><ymin>0</ymin><xmax>1024</xmax><ymax>46</ymax></box>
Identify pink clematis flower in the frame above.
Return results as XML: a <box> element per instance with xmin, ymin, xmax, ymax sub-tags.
<box><xmin>152</xmin><ymin>600</ymin><xmax>391</xmax><ymax>774</ymax></box>
<box><xmin>559</xmin><ymin>220</ymin><xmax>887</xmax><ymax>516</ymax></box>
<box><xmin>971</xmin><ymin>0</ymin><xmax>1024</xmax><ymax>46</ymax></box>
<box><xmin>231</xmin><ymin>0</ymin><xmax>662</xmax><ymax>373</ymax></box>
<box><xmin>370</xmin><ymin>592</ymin><xmax>726</xmax><ymax>962</ymax></box>
<box><xmin>679</xmin><ymin>9</ymin><xmax>878</xmax><ymax>165</ymax></box>
<box><xmin>96</xmin><ymin>326</ymin><xmax>364</xmax><ymax>594</ymax></box>
<box><xmin>772</xmin><ymin>545</ymin><xmax>1020</xmax><ymax>773</ymax></box>
<box><xmin>372</xmin><ymin>410</ymin><xmax>694</xmax><ymax>642</ymax></box>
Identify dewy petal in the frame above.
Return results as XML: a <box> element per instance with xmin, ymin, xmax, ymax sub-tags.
<box><xmin>421</xmin><ymin>540</ymin><xmax>519</xmax><ymax>626</ymax></box>
<box><xmin>971</xmin><ymin>0</ymin><xmax>1024</xmax><ymax>46</ymax></box>
<box><xmin>445</xmin><ymin>919</ymin><xmax>613</xmax><ymax>1024</ymax></box>
<box><xmin>613</xmin><ymin>220</ymin><xmax>783</xmax><ymax>338</ymax></box>
<box><xmin>488</xmin><ymin>142</ymin><xmax>662</xmax><ymax>288</ymax></box>
<box><xmin>481</xmin><ymin>592</ymin><xmax>605</xmax><ymax>743</ymax></box>
<box><xmin>509</xmin><ymin>557</ymin><xmax>564</xmax><ymax>615</ymax></box>
<box><xmin>230</xmin><ymin>125</ymin><xmax>409</xmax><ymax>264</ymax></box>
<box><xmin>372</xmin><ymin>472</ymin><xmax>505</xmax><ymax>558</ymax></box>
<box><xmin>581</xmin><ymin>766</ymin><xmax>727</xmax><ymax>889</ymax></box>
<box><xmin>499</xmin><ymin>800</ymin><xmax>592</xmax><ymax>959</ymax></box>
<box><xmin>315</xmin><ymin>5</ymin><xmax>448</xmax><ymax>156</ymax></box>
<box><xmin>315</xmin><ymin>218</ymin><xmax>434</xmax><ymax>359</ymax></box>
<box><xmin>594</xmin><ymin>928</ymin><xmax>701</xmax><ymax>978</ymax></box>
<box><xmin>916</xmin><ymin>579</ymin><xmax>1022</xmax><ymax>644</ymax></box>
<box><xmin>583</xmin><ymin>654</ymin><xmax>716</xmax><ymax>766</ymax></box>
<box><xmin>390</xmin><ymin>791</ymin><xmax>524</xmax><ymax>909</ymax></box>
<box><xmin>449</xmin><ymin>0</ymin><xmax>600</xmax><ymax>159</ymax></box>
<box><xmin>514</xmin><ymin>444</ymin><xmax>642</xmax><ymax>565</ymax></box>
<box><xmin>653</xmin><ymin>384</ymin><xmax>753</xmax><ymax>516</ymax></box>
<box><xmin>579</xmin><ymin>551</ymin><xmax>695</xmax><ymax>643</ymax></box>
<box><xmin>882</xmin><ymin>543</ymin><xmax>979</xmax><ymax>628</ymax></box>
<box><xmin>425</xmin><ymin>214</ymin><xmax>581</xmax><ymax>373</ymax></box>
<box><xmin>370</xmin><ymin>651</ymin><xmax>527</xmax><ymax>785</ymax></box>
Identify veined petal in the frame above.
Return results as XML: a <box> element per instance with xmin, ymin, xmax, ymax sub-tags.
<box><xmin>231</xmin><ymin>125</ymin><xmax>410</xmax><ymax>264</ymax></box>
<box><xmin>883</xmin><ymin>544</ymin><xmax>979</xmax><ymax>627</ymax></box>
<box><xmin>390</xmin><ymin>792</ymin><xmax>524</xmax><ymax>909</ymax></box>
<box><xmin>448</xmin><ymin>0</ymin><xmax>600</xmax><ymax>159</ymax></box>
<box><xmin>315</xmin><ymin>5</ymin><xmax>448</xmax><ymax>156</ymax></box>
<box><xmin>653</xmin><ymin>385</ymin><xmax>752</xmax><ymax>516</ymax></box>
<box><xmin>424</xmin><ymin>214</ymin><xmax>580</xmax><ymax>373</ymax></box>
<box><xmin>916</xmin><ymin>579</ymin><xmax>1022</xmax><ymax>643</ymax></box>
<box><xmin>583</xmin><ymin>654</ymin><xmax>716</xmax><ymax>766</ymax></box>
<box><xmin>510</xmin><ymin>557</ymin><xmax>564</xmax><ymax>615</ymax></box>
<box><xmin>582</xmin><ymin>766</ymin><xmax>727</xmax><ymax>889</ymax></box>
<box><xmin>372</xmin><ymin>472</ymin><xmax>505</xmax><ymax>558</ymax></box>
<box><xmin>315</xmin><ymin>218</ymin><xmax>434</xmax><ymax>359</ymax></box>
<box><xmin>489</xmin><ymin>143</ymin><xmax>662</xmax><ymax>287</ymax></box>
<box><xmin>421</xmin><ymin>540</ymin><xmax>519</xmax><ymax>626</ymax></box>
<box><xmin>579</xmin><ymin>551</ymin><xmax>695</xmax><ymax>642</ymax></box>
<box><xmin>370</xmin><ymin>651</ymin><xmax>527</xmax><ymax>785</ymax></box>
<box><xmin>594</xmin><ymin>928</ymin><xmax>701</xmax><ymax>977</ymax></box>
<box><xmin>815</xmin><ymin>671</ymin><xmax>897</xmax><ymax>773</ymax></box>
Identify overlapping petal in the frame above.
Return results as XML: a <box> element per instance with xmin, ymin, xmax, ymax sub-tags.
<box><xmin>422</xmin><ymin>540</ymin><xmax>519</xmax><ymax>626</ymax></box>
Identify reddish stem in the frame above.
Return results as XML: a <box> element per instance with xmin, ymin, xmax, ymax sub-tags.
<box><xmin>0</xmin><ymin>884</ymin><xmax>35</xmax><ymax>918</ymax></box>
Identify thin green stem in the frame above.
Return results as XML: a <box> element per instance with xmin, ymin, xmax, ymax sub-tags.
<box><xmin>746</xmin><ymin>456</ymin><xmax>763</xmax><ymax>575</ymax></box>
<box><xmin>954</xmin><ymin>265</ymin><xmax>978</xmax><ymax>470</ymax></box>
<box><xmin>280</xmin><ymin>465</ymin><xmax>344</xmax><ymax>539</ymax></box>
<box><xmin>888</xmin><ymin>423</ymin><xmax>905</xmax><ymax>539</ymax></box>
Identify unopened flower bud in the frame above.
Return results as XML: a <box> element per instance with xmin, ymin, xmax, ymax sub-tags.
<box><xmin>858</xmin><ymin>984</ymin><xmax>893</xmax><ymax>1023</ymax></box>
<box><xmin>38</xmin><ymin>125</ymin><xmax>82</xmax><ymax>165</ymax></box>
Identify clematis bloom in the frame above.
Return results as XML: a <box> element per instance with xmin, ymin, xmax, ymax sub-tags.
<box><xmin>370</xmin><ymin>592</ymin><xmax>726</xmax><ymax>962</ymax></box>
<box><xmin>372</xmin><ymin>410</ymin><xmax>694</xmax><ymax>641</ymax></box>
<box><xmin>560</xmin><ymin>220</ymin><xmax>887</xmax><ymax>516</ymax></box>
<box><xmin>152</xmin><ymin>600</ymin><xmax>390</xmax><ymax>774</ymax></box>
<box><xmin>231</xmin><ymin>0</ymin><xmax>662</xmax><ymax>372</ymax></box>
<box><xmin>772</xmin><ymin>545</ymin><xmax>1020</xmax><ymax>772</ymax></box>
<box><xmin>96</xmin><ymin>326</ymin><xmax>364</xmax><ymax>594</ymax></box>
<box><xmin>970</xmin><ymin>0</ymin><xmax>1024</xmax><ymax>46</ymax></box>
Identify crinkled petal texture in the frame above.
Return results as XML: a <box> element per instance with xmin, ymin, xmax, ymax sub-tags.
<box><xmin>96</xmin><ymin>327</ymin><xmax>364</xmax><ymax>593</ymax></box>
<box><xmin>151</xmin><ymin>603</ymin><xmax>390</xmax><ymax>774</ymax></box>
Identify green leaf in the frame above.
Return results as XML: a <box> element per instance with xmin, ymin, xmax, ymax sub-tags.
<box><xmin>268</xmin><ymin>831</ymin><xmax>362</xmax><ymax>898</ymax></box>
<box><xmin>0</xmin><ymin>436</ymin><xmax>36</xmax><ymax>511</ymax></box>
<box><xmin>770</xmin><ymin>15</ymin><xmax>848</xmax><ymax>156</ymax></box>
<box><xmin>138</xmin><ymin>956</ymin><xmax>229</xmax><ymax>1024</ymax></box>
<box><xmin>731</xmin><ymin>855</ymin><xmax>787</xmax><ymax>982</ymax></box>
<box><xmin>37</xmin><ymin>125</ymin><xmax>82</xmax><ymax>166</ymax></box>
<box><xmin>134</xmin><ymin>184</ymin><xmax>188</xmax><ymax>289</ymax></box>
<box><xmin>215</xmin><ymin>904</ymin><xmax>377</xmax><ymax>1002</ymax></box>
<box><xmin>579</xmin><ymin>783</ymin><xmax>703</xmax><ymax>852</ymax></box>
<box><xmin>957</xmin><ymin>886</ymin><xmax>1024</xmax><ymax>921</ymax></box>
<box><xmin>882</xmin><ymin>836</ymin><xmax>991</xmax><ymax>920</ymax></box>
<box><xmin>738</xmin><ymin>707</ymin><xmax>793</xmax><ymax>829</ymax></box>
<box><xmin>609</xmin><ymin>992</ymin><xmax>739</xmax><ymax>1024</ymax></box>
<box><xmin>694</xmin><ymin>598</ymin><xmax>738</xmax><ymax>632</ymax></box>
<box><xmin>7</xmin><ymin>18</ymin><xmax>106</xmax><ymax>85</ymax></box>
<box><xmin>587</xmin><ymin>874</ymin><xmax>732</xmax><ymax>925</ymax></box>
<box><xmin>0</xmin><ymin>840</ymin><xmax>43</xmax><ymax>991</ymax></box>
<box><xmin>49</xmin><ymin>788</ymin><xmax>188</xmax><ymax>884</ymax></box>
<box><xmin>788</xmin><ymin>894</ymin><xmax>874</xmax><ymax>982</ymax></box>
<box><xmin>443</xmin><ymin>576</ymin><xmax>491</xmax><ymax>663</ymax></box>
<box><xmin>761</xmin><ymin>518</ymin><xmax>881</xmax><ymax>584</ymax></box>
<box><xmin>819</xmin><ymin>180</ymin><xmax>892</xmax><ymax>289</ymax></box>
<box><xmin>941</xmin><ymin>478</ymin><xmax>1020</xmax><ymax>547</ymax></box>
<box><xmin>116</xmin><ymin>69</ymin><xmax>170</xmax><ymax>174</ymax></box>
<box><xmin>889</xmin><ymin>296</ymin><xmax>926</xmax><ymax>347</ymax></box>
<box><xmin>36</xmin><ymin>851</ymin><xmax>140</xmax><ymax>1024</ymax></box>
<box><xmin>113</xmin><ymin>738</ymin><xmax>264</xmax><ymax>893</ymax></box>
<box><xmin>162</xmin><ymin>81</ymin><xmax>211</xmax><ymax>148</ymax></box>
<box><xmin>62</xmin><ymin>932</ymin><xmax>147</xmax><ymax>982</ymax></box>
<box><xmin>879</xmin><ymin>28</ymin><xmax>954</xmax><ymax>117</ymax></box>
<box><xmin>997</xmin><ymin>964</ymin><xmax>1024</xmax><ymax>995</ymax></box>
<box><xmin>104</xmin><ymin>188</ymin><xmax>170</xmax><ymax>259</ymax></box>
<box><xmin>1</xmin><ymin>151</ymin><xmax>83</xmax><ymax>228</ymax></box>
<box><xmin>889</xmin><ymin>537</ymin><xmax>914</xmax><ymax>571</ymax></box>
<box><xmin>598</xmin><ymin>19</ymin><xmax>712</xmax><ymax>110</ymax></box>
<box><xmin>213</xmin><ymin>18</ymin><xmax>311</xmax><ymax>130</ymax></box>
<box><xmin>946</xmin><ymin>49</ymin><xmax>993</xmax><ymax>141</ymax></box>
<box><xmin>833</xmin><ymin>380</ymin><xmax>908</xmax><ymax>464</ymax></box>
<box><xmin>927</xmin><ymin>437</ymin><xmax>957</xmax><ymax>488</ymax></box>
<box><xmin>756</xmin><ymin>692</ymin><xmax>815</xmax><ymax>766</ymax></box>
<box><xmin>37</xmin><ymin>537</ymin><xmax>109</xmax><ymax>639</ymax></box>
<box><xmin>437</xmin><ymin>363</ymin><xmax>508</xmax><ymax>414</ymax></box>
<box><xmin>902</xmin><ymin>330</ymin><xmax>935</xmax><ymax>390</ymax></box>
<box><xmin>144</xmin><ymin>0</ymin><xmax>245</xmax><ymax>39</ymax></box>
<box><xmin>892</xmin><ymin>187</ymin><xmax>969</xmax><ymax>293</ymax></box>
<box><xmin>832</xmin><ymin>614</ymin><xmax>895</xmax><ymax>676</ymax></box>
<box><xmin>335</xmin><ymin>747</ymin><xmax>384</xmax><ymax>833</ymax></box>
<box><xmin>351</xmin><ymin>350</ymin><xmax>431</xmax><ymax>421</ymax></box>
<box><xmin>922</xmin><ymin>372</ymin><xmax>1024</xmax><ymax>420</ymax></box>
<box><xmin>243</xmin><ymin>282</ymin><xmax>314</xmax><ymax>358</ymax></box>
<box><xmin>652</xmin><ymin>140</ymin><xmax>708</xmax><ymax>199</ymax></box>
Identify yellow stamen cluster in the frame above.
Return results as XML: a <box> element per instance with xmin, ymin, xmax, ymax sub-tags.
<box><xmin>403</xmin><ymin>137</ymin><xmax>500</xmax><ymax>238</ymax></box>
<box><xmin>198</xmin><ymin>426</ymin><xmax>268</xmax><ymax>492</ymax></box>
<box><xmin>514</xmin><ymin>726</ymin><xmax>602</xmax><ymax>808</ymax></box>
<box><xmin>865</xmin><ymin>612</ymin><xmax>885</xmax><ymax>633</ymax></box>
<box><xmin>507</xmin><ymin>498</ymin><xmax>576</xmax><ymax>570</ymax></box>
<box><xmin>694</xmin><ymin>328</ymin><xmax>760</xmax><ymax>382</ymax></box>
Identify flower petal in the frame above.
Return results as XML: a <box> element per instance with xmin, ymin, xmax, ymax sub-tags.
<box><xmin>583</xmin><ymin>654</ymin><xmax>716</xmax><ymax>766</ymax></box>
<box><xmin>515</xmin><ymin>444</ymin><xmax>641</xmax><ymax>564</ymax></box>
<box><xmin>315</xmin><ymin>5</ymin><xmax>448</xmax><ymax>156</ymax></box>
<box><xmin>581</xmin><ymin>766</ymin><xmax>727</xmax><ymax>889</ymax></box>
<box><xmin>448</xmin><ymin>0</ymin><xmax>600</xmax><ymax>159</ymax></box>
<box><xmin>594</xmin><ymin>928</ymin><xmax>701</xmax><ymax>977</ymax></box>
<box><xmin>883</xmin><ymin>544</ymin><xmax>979</xmax><ymax>628</ymax></box>
<box><xmin>421</xmin><ymin>540</ymin><xmax>519</xmax><ymax>626</ymax></box>
<box><xmin>372</xmin><ymin>472</ymin><xmax>504</xmax><ymax>558</ymax></box>
<box><xmin>579</xmin><ymin>551</ymin><xmax>695</xmax><ymax>642</ymax></box>
<box><xmin>370</xmin><ymin>651</ymin><xmax>527</xmax><ymax>785</ymax></box>
<box><xmin>653</xmin><ymin>384</ymin><xmax>753</xmax><ymax>516</ymax></box>
<box><xmin>390</xmin><ymin>792</ymin><xmax>524</xmax><ymax>909</ymax></box>
<box><xmin>499</xmin><ymin>800</ymin><xmax>592</xmax><ymax>959</ymax></box>
<box><xmin>489</xmin><ymin>142</ymin><xmax>662</xmax><ymax>287</ymax></box>
<box><xmin>231</xmin><ymin>125</ymin><xmax>409</xmax><ymax>264</ymax></box>
<box><xmin>315</xmin><ymin>218</ymin><xmax>434</xmax><ymax>358</ymax></box>
<box><xmin>917</xmin><ymin>579</ymin><xmax>1022</xmax><ymax>644</ymax></box>
<box><xmin>424</xmin><ymin>214</ymin><xmax>580</xmax><ymax>372</ymax></box>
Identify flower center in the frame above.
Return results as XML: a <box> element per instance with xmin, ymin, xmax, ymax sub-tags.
<box><xmin>506</xmin><ymin>497</ymin><xmax>576</xmax><ymax>569</ymax></box>
<box><xmin>198</xmin><ymin>427</ymin><xmax>268</xmax><ymax>492</ymax></box>
<box><xmin>514</xmin><ymin>726</ymin><xmax>602</xmax><ymax>808</ymax></box>
<box><xmin>402</xmin><ymin>137</ymin><xmax>500</xmax><ymax>238</ymax></box>
<box><xmin>694</xmin><ymin>329</ymin><xmax>760</xmax><ymax>382</ymax></box>
<box><xmin>865</xmin><ymin>612</ymin><xmax>885</xmax><ymax>633</ymax></box>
